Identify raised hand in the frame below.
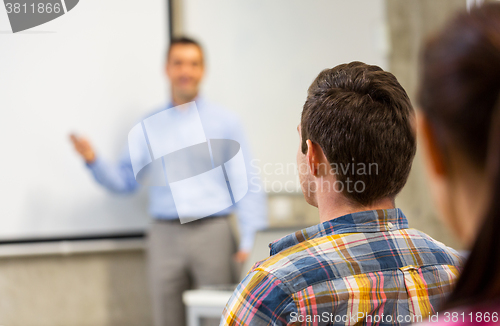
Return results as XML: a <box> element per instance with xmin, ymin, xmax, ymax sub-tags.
<box><xmin>70</xmin><ymin>134</ymin><xmax>96</xmax><ymax>164</ymax></box>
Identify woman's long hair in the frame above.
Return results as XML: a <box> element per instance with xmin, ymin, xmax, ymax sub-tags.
<box><xmin>418</xmin><ymin>3</ymin><xmax>500</xmax><ymax>309</ymax></box>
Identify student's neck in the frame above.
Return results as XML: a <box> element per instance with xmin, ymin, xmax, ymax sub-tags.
<box><xmin>316</xmin><ymin>191</ymin><xmax>395</xmax><ymax>224</ymax></box>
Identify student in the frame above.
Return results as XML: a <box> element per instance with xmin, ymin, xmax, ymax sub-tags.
<box><xmin>220</xmin><ymin>61</ymin><xmax>463</xmax><ymax>326</ymax></box>
<box><xmin>417</xmin><ymin>3</ymin><xmax>500</xmax><ymax>323</ymax></box>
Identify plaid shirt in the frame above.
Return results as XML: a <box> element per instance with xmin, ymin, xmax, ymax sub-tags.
<box><xmin>220</xmin><ymin>209</ymin><xmax>463</xmax><ymax>326</ymax></box>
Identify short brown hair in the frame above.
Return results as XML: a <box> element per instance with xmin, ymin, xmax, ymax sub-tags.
<box><xmin>301</xmin><ymin>61</ymin><xmax>416</xmax><ymax>205</ymax></box>
<box><xmin>166</xmin><ymin>36</ymin><xmax>203</xmax><ymax>61</ymax></box>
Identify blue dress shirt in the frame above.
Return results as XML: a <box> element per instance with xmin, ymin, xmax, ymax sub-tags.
<box><xmin>86</xmin><ymin>96</ymin><xmax>268</xmax><ymax>250</ymax></box>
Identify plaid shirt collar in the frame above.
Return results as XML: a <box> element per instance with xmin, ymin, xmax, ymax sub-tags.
<box><xmin>269</xmin><ymin>208</ymin><xmax>408</xmax><ymax>256</ymax></box>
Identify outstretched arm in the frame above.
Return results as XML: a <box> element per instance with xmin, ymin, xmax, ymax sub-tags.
<box><xmin>70</xmin><ymin>134</ymin><xmax>140</xmax><ymax>194</ymax></box>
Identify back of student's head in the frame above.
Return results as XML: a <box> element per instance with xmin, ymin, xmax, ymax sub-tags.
<box><xmin>301</xmin><ymin>61</ymin><xmax>416</xmax><ymax>206</ymax></box>
<box><xmin>418</xmin><ymin>3</ymin><xmax>500</xmax><ymax>309</ymax></box>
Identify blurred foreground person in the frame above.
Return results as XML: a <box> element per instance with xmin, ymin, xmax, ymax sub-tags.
<box><xmin>220</xmin><ymin>62</ymin><xmax>463</xmax><ymax>326</ymax></box>
<box><xmin>70</xmin><ymin>37</ymin><xmax>267</xmax><ymax>326</ymax></box>
<box><xmin>418</xmin><ymin>3</ymin><xmax>500</xmax><ymax>324</ymax></box>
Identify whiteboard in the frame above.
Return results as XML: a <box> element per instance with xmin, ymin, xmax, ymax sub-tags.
<box><xmin>0</xmin><ymin>0</ymin><xmax>168</xmax><ymax>240</ymax></box>
<box><xmin>183</xmin><ymin>0</ymin><xmax>388</xmax><ymax>193</ymax></box>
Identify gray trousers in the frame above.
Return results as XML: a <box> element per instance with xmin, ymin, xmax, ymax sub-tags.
<box><xmin>146</xmin><ymin>216</ymin><xmax>236</xmax><ymax>326</ymax></box>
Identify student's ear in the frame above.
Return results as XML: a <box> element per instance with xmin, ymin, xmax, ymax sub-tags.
<box><xmin>306</xmin><ymin>139</ymin><xmax>317</xmax><ymax>177</ymax></box>
<box><xmin>306</xmin><ymin>140</ymin><xmax>328</xmax><ymax>177</ymax></box>
<box><xmin>418</xmin><ymin>111</ymin><xmax>447</xmax><ymax>178</ymax></box>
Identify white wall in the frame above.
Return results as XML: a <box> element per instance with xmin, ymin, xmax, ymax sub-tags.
<box><xmin>0</xmin><ymin>0</ymin><xmax>168</xmax><ymax>240</ymax></box>
<box><xmin>183</xmin><ymin>0</ymin><xmax>388</xmax><ymax>193</ymax></box>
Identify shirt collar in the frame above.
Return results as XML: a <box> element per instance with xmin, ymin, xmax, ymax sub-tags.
<box><xmin>166</xmin><ymin>94</ymin><xmax>205</xmax><ymax>109</ymax></box>
<box><xmin>269</xmin><ymin>208</ymin><xmax>409</xmax><ymax>256</ymax></box>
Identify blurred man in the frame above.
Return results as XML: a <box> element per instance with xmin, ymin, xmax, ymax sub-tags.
<box><xmin>71</xmin><ymin>37</ymin><xmax>267</xmax><ymax>326</ymax></box>
<box><xmin>220</xmin><ymin>62</ymin><xmax>462</xmax><ymax>325</ymax></box>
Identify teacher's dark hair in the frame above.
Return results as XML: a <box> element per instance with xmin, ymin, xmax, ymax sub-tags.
<box><xmin>166</xmin><ymin>36</ymin><xmax>203</xmax><ymax>61</ymax></box>
<box><xmin>418</xmin><ymin>3</ymin><xmax>500</xmax><ymax>309</ymax></box>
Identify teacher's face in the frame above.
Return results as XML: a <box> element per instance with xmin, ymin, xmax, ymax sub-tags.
<box><xmin>166</xmin><ymin>44</ymin><xmax>204</xmax><ymax>102</ymax></box>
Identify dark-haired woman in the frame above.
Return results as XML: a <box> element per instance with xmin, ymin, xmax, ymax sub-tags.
<box><xmin>418</xmin><ymin>2</ymin><xmax>500</xmax><ymax>324</ymax></box>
